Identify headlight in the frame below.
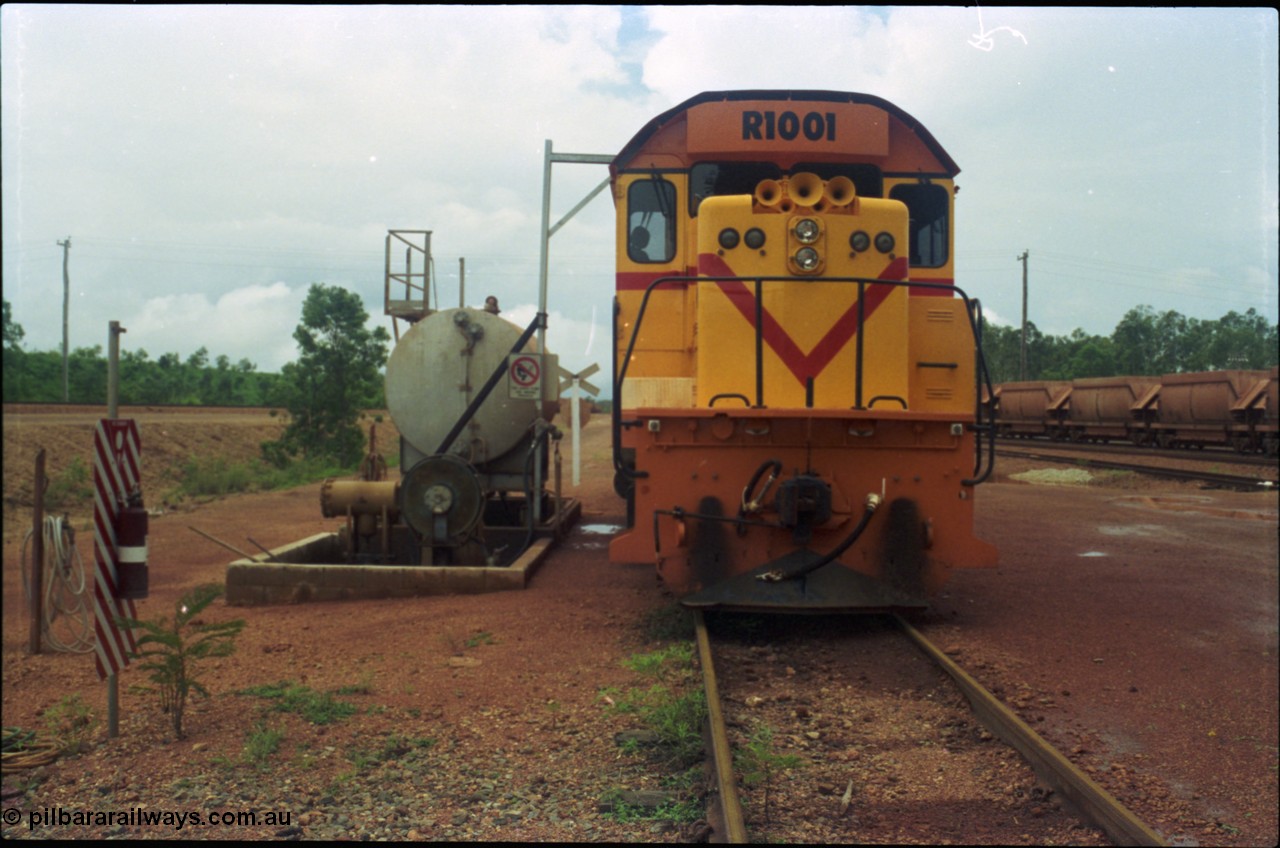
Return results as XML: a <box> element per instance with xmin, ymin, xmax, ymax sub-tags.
<box><xmin>875</xmin><ymin>232</ymin><xmax>895</xmax><ymax>253</ymax></box>
<box><xmin>792</xmin><ymin>218</ymin><xmax>820</xmax><ymax>245</ymax></box>
<box><xmin>744</xmin><ymin>228</ymin><xmax>766</xmax><ymax>249</ymax></box>
<box><xmin>849</xmin><ymin>230</ymin><xmax>870</xmax><ymax>252</ymax></box>
<box><xmin>794</xmin><ymin>247</ymin><xmax>820</xmax><ymax>271</ymax></box>
<box><xmin>718</xmin><ymin>228</ymin><xmax>740</xmax><ymax>250</ymax></box>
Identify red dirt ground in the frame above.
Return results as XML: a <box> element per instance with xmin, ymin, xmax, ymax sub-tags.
<box><xmin>2</xmin><ymin>406</ymin><xmax>1276</xmax><ymax>843</ymax></box>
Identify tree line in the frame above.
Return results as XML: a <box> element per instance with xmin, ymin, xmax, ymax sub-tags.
<box><xmin>982</xmin><ymin>306</ymin><xmax>1277</xmax><ymax>385</ymax></box>
<box><xmin>5</xmin><ymin>296</ymin><xmax>1276</xmax><ymax>461</ymax></box>
<box><xmin>1</xmin><ymin>341</ymin><xmax>287</xmax><ymax>407</ymax></box>
<box><xmin>2</xmin><ymin>295</ymin><xmax>388</xmax><ymax>411</ymax></box>
<box><xmin>4</xmin><ymin>288</ymin><xmax>389</xmax><ymax>469</ymax></box>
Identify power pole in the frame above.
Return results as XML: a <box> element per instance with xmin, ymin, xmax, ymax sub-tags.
<box><xmin>1017</xmin><ymin>249</ymin><xmax>1029</xmax><ymax>381</ymax></box>
<box><xmin>58</xmin><ymin>236</ymin><xmax>71</xmax><ymax>401</ymax></box>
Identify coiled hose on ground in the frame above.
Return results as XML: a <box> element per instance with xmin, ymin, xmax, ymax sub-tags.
<box><xmin>21</xmin><ymin>515</ymin><xmax>96</xmax><ymax>654</ymax></box>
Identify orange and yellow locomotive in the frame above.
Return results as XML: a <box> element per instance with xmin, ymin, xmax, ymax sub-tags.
<box><xmin>608</xmin><ymin>91</ymin><xmax>998</xmax><ymax>611</ymax></box>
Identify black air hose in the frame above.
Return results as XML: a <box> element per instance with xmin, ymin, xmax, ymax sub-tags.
<box><xmin>740</xmin><ymin>459</ymin><xmax>783</xmax><ymax>514</ymax></box>
<box><xmin>758</xmin><ymin>493</ymin><xmax>881</xmax><ymax>582</ymax></box>
<box><xmin>738</xmin><ymin>458</ymin><xmax>783</xmax><ymax>536</ymax></box>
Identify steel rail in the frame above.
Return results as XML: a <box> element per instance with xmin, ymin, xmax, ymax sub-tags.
<box><xmin>1000</xmin><ymin>448</ymin><xmax>1277</xmax><ymax>490</ymax></box>
<box><xmin>2</xmin><ymin>401</ymin><xmax>274</xmax><ymax>413</ymax></box>
<box><xmin>996</xmin><ymin>436</ymin><xmax>1279</xmax><ymax>468</ymax></box>
<box><xmin>692</xmin><ymin>610</ymin><xmax>748</xmax><ymax>844</ymax></box>
<box><xmin>894</xmin><ymin>615</ymin><xmax>1166</xmax><ymax>847</ymax></box>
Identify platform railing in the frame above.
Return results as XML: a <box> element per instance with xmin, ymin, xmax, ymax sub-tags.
<box><xmin>384</xmin><ymin>229</ymin><xmax>434</xmax><ymax>340</ymax></box>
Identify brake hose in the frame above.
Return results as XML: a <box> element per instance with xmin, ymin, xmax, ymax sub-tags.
<box><xmin>757</xmin><ymin>493</ymin><xmax>882</xmax><ymax>582</ymax></box>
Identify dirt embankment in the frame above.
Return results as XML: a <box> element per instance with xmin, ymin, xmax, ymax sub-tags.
<box><xmin>2</xmin><ymin>406</ymin><xmax>399</xmax><ymax>543</ymax></box>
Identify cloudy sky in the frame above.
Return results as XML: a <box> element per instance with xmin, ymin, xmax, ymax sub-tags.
<box><xmin>3</xmin><ymin>6</ymin><xmax>1276</xmax><ymax>387</ymax></box>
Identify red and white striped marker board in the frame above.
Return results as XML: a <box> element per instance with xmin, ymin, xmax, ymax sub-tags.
<box><xmin>93</xmin><ymin>419</ymin><xmax>141</xmax><ymax>680</ymax></box>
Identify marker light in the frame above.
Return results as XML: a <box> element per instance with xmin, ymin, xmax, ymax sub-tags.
<box><xmin>744</xmin><ymin>228</ymin><xmax>766</xmax><ymax>249</ymax></box>
<box><xmin>875</xmin><ymin>232</ymin><xmax>895</xmax><ymax>253</ymax></box>
<box><xmin>718</xmin><ymin>228</ymin><xmax>740</xmax><ymax>250</ymax></box>
<box><xmin>850</xmin><ymin>230</ymin><xmax>870</xmax><ymax>252</ymax></box>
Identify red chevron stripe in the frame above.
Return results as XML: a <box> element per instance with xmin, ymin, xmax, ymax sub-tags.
<box><xmin>697</xmin><ymin>253</ymin><xmax>908</xmax><ymax>386</ymax></box>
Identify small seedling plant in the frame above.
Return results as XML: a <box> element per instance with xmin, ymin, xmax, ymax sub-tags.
<box><xmin>121</xmin><ymin>583</ymin><xmax>244</xmax><ymax>739</ymax></box>
<box><xmin>736</xmin><ymin>723</ymin><xmax>805</xmax><ymax>825</ymax></box>
<box><xmin>42</xmin><ymin>693</ymin><xmax>96</xmax><ymax>754</ymax></box>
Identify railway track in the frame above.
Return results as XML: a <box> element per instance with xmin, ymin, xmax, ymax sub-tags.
<box><xmin>2</xmin><ymin>401</ymin><xmax>271</xmax><ymax>413</ymax></box>
<box><xmin>997</xmin><ymin>435</ymin><xmax>1278</xmax><ymax>468</ymax></box>
<box><xmin>999</xmin><ymin>447</ymin><xmax>1278</xmax><ymax>490</ymax></box>
<box><xmin>692</xmin><ymin>610</ymin><xmax>1166</xmax><ymax>845</ymax></box>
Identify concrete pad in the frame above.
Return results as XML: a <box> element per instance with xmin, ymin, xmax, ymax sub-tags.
<box><xmin>224</xmin><ymin>499</ymin><xmax>581</xmax><ymax>605</ymax></box>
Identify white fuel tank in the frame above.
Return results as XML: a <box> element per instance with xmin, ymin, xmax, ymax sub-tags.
<box><xmin>385</xmin><ymin>308</ymin><xmax>558</xmax><ymax>467</ymax></box>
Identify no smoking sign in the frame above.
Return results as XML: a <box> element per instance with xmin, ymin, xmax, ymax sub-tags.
<box><xmin>507</xmin><ymin>354</ymin><xmax>543</xmax><ymax>399</ymax></box>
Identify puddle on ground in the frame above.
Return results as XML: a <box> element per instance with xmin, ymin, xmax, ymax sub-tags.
<box><xmin>567</xmin><ymin>523</ymin><xmax>622</xmax><ymax>550</ymax></box>
<box><xmin>1097</xmin><ymin>524</ymin><xmax>1165</xmax><ymax>537</ymax></box>
<box><xmin>1078</xmin><ymin>551</ymin><xmax>1108</xmax><ymax>558</ymax></box>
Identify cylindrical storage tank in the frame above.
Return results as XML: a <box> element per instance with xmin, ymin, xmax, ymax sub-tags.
<box><xmin>385</xmin><ymin>308</ymin><xmax>558</xmax><ymax>469</ymax></box>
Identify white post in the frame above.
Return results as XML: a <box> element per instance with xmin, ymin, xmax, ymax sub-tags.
<box><xmin>571</xmin><ymin>376</ymin><xmax>582</xmax><ymax>486</ymax></box>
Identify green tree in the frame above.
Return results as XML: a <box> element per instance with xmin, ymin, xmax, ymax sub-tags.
<box><xmin>1064</xmin><ymin>335</ymin><xmax>1118</xmax><ymax>377</ymax></box>
<box><xmin>264</xmin><ymin>284</ymin><xmax>389</xmax><ymax>467</ymax></box>
<box><xmin>1200</xmin><ymin>308</ymin><xmax>1278</xmax><ymax>370</ymax></box>
<box><xmin>980</xmin><ymin>323</ymin><xmax>1020</xmax><ymax>385</ymax></box>
<box><xmin>68</xmin><ymin>345</ymin><xmax>107</xmax><ymax>402</ymax></box>
<box><xmin>3</xmin><ymin>299</ymin><xmax>24</xmax><ymax>349</ymax></box>
<box><xmin>981</xmin><ymin>321</ymin><xmax>1049</xmax><ymax>384</ymax></box>
<box><xmin>1111</xmin><ymin>305</ymin><xmax>1161</xmax><ymax>376</ymax></box>
<box><xmin>1042</xmin><ymin>329</ymin><xmax>1117</xmax><ymax>379</ymax></box>
<box><xmin>3</xmin><ymin>300</ymin><xmax>27</xmax><ymax>401</ymax></box>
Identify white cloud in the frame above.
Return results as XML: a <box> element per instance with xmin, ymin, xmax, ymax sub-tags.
<box><xmin>2</xmin><ymin>5</ymin><xmax>1276</xmax><ymax>383</ymax></box>
<box><xmin>128</xmin><ymin>283</ymin><xmax>304</xmax><ymax>372</ymax></box>
<box><xmin>982</xmin><ymin>306</ymin><xmax>1010</xmax><ymax>328</ymax></box>
<box><xmin>499</xmin><ymin>302</ymin><xmax>609</xmax><ymax>390</ymax></box>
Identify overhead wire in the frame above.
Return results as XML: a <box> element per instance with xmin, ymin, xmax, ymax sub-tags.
<box><xmin>963</xmin><ymin>249</ymin><xmax>1273</xmax><ymax>309</ymax></box>
<box><xmin>4</xmin><ymin>235</ymin><xmax>615</xmax><ymax>281</ymax></box>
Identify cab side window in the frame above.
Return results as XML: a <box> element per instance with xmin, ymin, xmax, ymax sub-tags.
<box><xmin>889</xmin><ymin>183</ymin><xmax>949</xmax><ymax>268</ymax></box>
<box><xmin>627</xmin><ymin>179</ymin><xmax>677</xmax><ymax>263</ymax></box>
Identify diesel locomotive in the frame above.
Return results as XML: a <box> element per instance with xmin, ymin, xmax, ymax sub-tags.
<box><xmin>607</xmin><ymin>91</ymin><xmax>998</xmax><ymax>611</ymax></box>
